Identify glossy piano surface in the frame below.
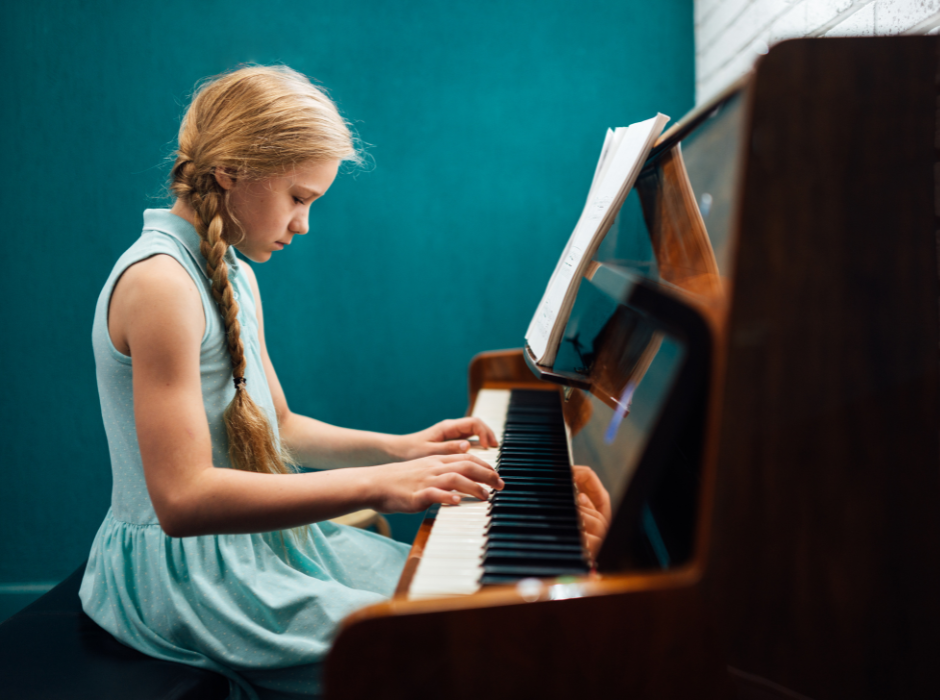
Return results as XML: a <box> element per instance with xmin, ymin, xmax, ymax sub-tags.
<box><xmin>326</xmin><ymin>37</ymin><xmax>940</xmax><ymax>700</ymax></box>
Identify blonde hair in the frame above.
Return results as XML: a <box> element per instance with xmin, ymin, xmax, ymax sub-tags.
<box><xmin>170</xmin><ymin>65</ymin><xmax>357</xmax><ymax>478</ymax></box>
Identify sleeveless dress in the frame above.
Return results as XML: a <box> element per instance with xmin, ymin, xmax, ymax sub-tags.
<box><xmin>80</xmin><ymin>209</ymin><xmax>410</xmax><ymax>700</ymax></box>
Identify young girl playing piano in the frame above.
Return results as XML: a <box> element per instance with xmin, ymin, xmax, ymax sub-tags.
<box><xmin>79</xmin><ymin>65</ymin><xmax>502</xmax><ymax>700</ymax></box>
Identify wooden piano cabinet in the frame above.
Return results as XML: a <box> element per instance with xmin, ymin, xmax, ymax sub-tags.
<box><xmin>467</xmin><ymin>348</ymin><xmax>552</xmax><ymax>410</ymax></box>
<box><xmin>326</xmin><ymin>570</ymin><xmax>727</xmax><ymax>700</ymax></box>
<box><xmin>701</xmin><ymin>37</ymin><xmax>940</xmax><ymax>699</ymax></box>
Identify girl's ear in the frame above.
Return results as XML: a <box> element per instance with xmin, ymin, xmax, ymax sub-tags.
<box><xmin>214</xmin><ymin>167</ymin><xmax>236</xmax><ymax>190</ymax></box>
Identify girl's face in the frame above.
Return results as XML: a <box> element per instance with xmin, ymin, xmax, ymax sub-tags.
<box><xmin>217</xmin><ymin>158</ymin><xmax>340</xmax><ymax>263</ymax></box>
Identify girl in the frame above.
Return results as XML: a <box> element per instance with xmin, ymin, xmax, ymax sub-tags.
<box><xmin>79</xmin><ymin>65</ymin><xmax>502</xmax><ymax>700</ymax></box>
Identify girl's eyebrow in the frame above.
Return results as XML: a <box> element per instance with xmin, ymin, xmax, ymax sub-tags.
<box><xmin>294</xmin><ymin>185</ymin><xmax>323</xmax><ymax>199</ymax></box>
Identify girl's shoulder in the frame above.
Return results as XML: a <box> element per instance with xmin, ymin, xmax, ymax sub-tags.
<box><xmin>111</xmin><ymin>224</ymin><xmax>206</xmax><ymax>308</ymax></box>
<box><xmin>108</xmin><ymin>253</ymin><xmax>206</xmax><ymax>357</ymax></box>
<box><xmin>118</xmin><ymin>253</ymin><xmax>200</xmax><ymax>299</ymax></box>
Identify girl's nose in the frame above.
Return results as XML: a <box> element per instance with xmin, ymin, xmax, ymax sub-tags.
<box><xmin>290</xmin><ymin>215</ymin><xmax>309</xmax><ymax>235</ymax></box>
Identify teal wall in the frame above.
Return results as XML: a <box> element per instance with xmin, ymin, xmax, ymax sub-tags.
<box><xmin>0</xmin><ymin>0</ymin><xmax>693</xmax><ymax>620</ymax></box>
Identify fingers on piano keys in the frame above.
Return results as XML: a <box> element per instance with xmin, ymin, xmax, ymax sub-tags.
<box><xmin>409</xmin><ymin>389</ymin><xmax>589</xmax><ymax>599</ymax></box>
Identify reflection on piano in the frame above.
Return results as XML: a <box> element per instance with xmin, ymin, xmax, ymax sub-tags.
<box><xmin>326</xmin><ymin>37</ymin><xmax>940</xmax><ymax>700</ymax></box>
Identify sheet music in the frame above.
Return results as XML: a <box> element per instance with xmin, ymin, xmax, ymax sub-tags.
<box><xmin>527</xmin><ymin>129</ymin><xmax>616</xmax><ymax>339</ymax></box>
<box><xmin>526</xmin><ymin>114</ymin><xmax>669</xmax><ymax>365</ymax></box>
<box><xmin>588</xmin><ymin>128</ymin><xmax>616</xmax><ymax>203</ymax></box>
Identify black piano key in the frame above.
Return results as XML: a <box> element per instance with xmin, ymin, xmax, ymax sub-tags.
<box><xmin>484</xmin><ymin>549</ymin><xmax>587</xmax><ymax>563</ymax></box>
<box><xmin>497</xmin><ymin>464</ymin><xmax>569</xmax><ymax>472</ymax></box>
<box><xmin>486</xmin><ymin>532</ymin><xmax>582</xmax><ymax>545</ymax></box>
<box><xmin>497</xmin><ymin>464</ymin><xmax>570</xmax><ymax>472</ymax></box>
<box><xmin>499</xmin><ymin>477</ymin><xmax>573</xmax><ymax>487</ymax></box>
<box><xmin>491</xmin><ymin>499</ymin><xmax>576</xmax><ymax>510</ymax></box>
<box><xmin>498</xmin><ymin>462</ymin><xmax>569</xmax><ymax>468</ymax></box>
<box><xmin>490</xmin><ymin>499</ymin><xmax>577</xmax><ymax>510</ymax></box>
<box><xmin>490</xmin><ymin>503</ymin><xmax>578</xmax><ymax>517</ymax></box>
<box><xmin>485</xmin><ymin>539</ymin><xmax>583</xmax><ymax>552</ymax></box>
<box><xmin>504</xmin><ymin>426</ymin><xmax>562</xmax><ymax>432</ymax></box>
<box><xmin>498</xmin><ymin>449</ymin><xmax>568</xmax><ymax>458</ymax></box>
<box><xmin>502</xmin><ymin>441</ymin><xmax>563</xmax><ymax>447</ymax></box>
<box><xmin>491</xmin><ymin>490</ymin><xmax>572</xmax><ymax>500</ymax></box>
<box><xmin>500</xmin><ymin>432</ymin><xmax>566</xmax><ymax>440</ymax></box>
<box><xmin>491</xmin><ymin>490</ymin><xmax>573</xmax><ymax>502</ymax></box>
<box><xmin>498</xmin><ymin>456</ymin><xmax>568</xmax><ymax>462</ymax></box>
<box><xmin>500</xmin><ymin>473</ymin><xmax>571</xmax><ymax>482</ymax></box>
<box><xmin>479</xmin><ymin>574</ymin><xmax>530</xmax><ymax>586</ymax></box>
<box><xmin>483</xmin><ymin>554</ymin><xmax>588</xmax><ymax>573</ymax></box>
<box><xmin>498</xmin><ymin>476</ymin><xmax>570</xmax><ymax>483</ymax></box>
<box><xmin>498</xmin><ymin>487</ymin><xmax>574</xmax><ymax>497</ymax></box>
<box><xmin>498</xmin><ymin>485</ymin><xmax>574</xmax><ymax>497</ymax></box>
<box><xmin>496</xmin><ymin>469</ymin><xmax>569</xmax><ymax>479</ymax></box>
<box><xmin>499</xmin><ymin>453</ymin><xmax>566</xmax><ymax>460</ymax></box>
<box><xmin>489</xmin><ymin>514</ymin><xmax>580</xmax><ymax>528</ymax></box>
<box><xmin>488</xmin><ymin>521</ymin><xmax>581</xmax><ymax>536</ymax></box>
<box><xmin>499</xmin><ymin>454</ymin><xmax>568</xmax><ymax>459</ymax></box>
<box><xmin>482</xmin><ymin>563</ymin><xmax>589</xmax><ymax>577</ymax></box>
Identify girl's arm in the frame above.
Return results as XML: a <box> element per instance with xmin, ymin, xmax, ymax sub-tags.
<box><xmin>116</xmin><ymin>255</ymin><xmax>501</xmax><ymax>538</ymax></box>
<box><xmin>241</xmin><ymin>263</ymin><xmax>498</xmax><ymax>469</ymax></box>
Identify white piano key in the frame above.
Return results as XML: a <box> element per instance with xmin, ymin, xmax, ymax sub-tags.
<box><xmin>412</xmin><ymin>571</ymin><xmax>482</xmax><ymax>583</ymax></box>
<box><xmin>423</xmin><ymin>535</ymin><xmax>486</xmax><ymax>545</ymax></box>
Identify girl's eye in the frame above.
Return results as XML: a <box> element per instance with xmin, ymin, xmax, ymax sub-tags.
<box><xmin>293</xmin><ymin>197</ymin><xmax>305</xmax><ymax>205</ymax></box>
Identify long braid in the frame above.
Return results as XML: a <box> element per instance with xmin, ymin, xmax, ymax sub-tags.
<box><xmin>175</xmin><ymin>163</ymin><xmax>293</xmax><ymax>477</ymax></box>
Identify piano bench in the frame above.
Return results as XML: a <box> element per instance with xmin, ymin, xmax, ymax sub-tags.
<box><xmin>0</xmin><ymin>562</ymin><xmax>228</xmax><ymax>700</ymax></box>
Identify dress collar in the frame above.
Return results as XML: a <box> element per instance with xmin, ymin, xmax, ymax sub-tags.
<box><xmin>142</xmin><ymin>208</ymin><xmax>240</xmax><ymax>279</ymax></box>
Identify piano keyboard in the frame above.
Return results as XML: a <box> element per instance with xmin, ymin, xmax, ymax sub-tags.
<box><xmin>408</xmin><ymin>388</ymin><xmax>589</xmax><ymax>599</ymax></box>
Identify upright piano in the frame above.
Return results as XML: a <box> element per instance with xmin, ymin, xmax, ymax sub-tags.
<box><xmin>325</xmin><ymin>37</ymin><xmax>940</xmax><ymax>700</ymax></box>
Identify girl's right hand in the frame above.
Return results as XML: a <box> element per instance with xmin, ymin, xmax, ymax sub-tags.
<box><xmin>369</xmin><ymin>453</ymin><xmax>504</xmax><ymax>513</ymax></box>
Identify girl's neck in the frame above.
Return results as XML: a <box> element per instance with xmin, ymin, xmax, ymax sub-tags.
<box><xmin>170</xmin><ymin>199</ymin><xmax>197</xmax><ymax>227</ymax></box>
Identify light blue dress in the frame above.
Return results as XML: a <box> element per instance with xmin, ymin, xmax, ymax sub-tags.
<box><xmin>80</xmin><ymin>209</ymin><xmax>409</xmax><ymax>700</ymax></box>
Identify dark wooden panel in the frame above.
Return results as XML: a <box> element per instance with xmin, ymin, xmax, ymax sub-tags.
<box><xmin>327</xmin><ymin>578</ymin><xmax>726</xmax><ymax>700</ymax></box>
<box><xmin>705</xmin><ymin>37</ymin><xmax>940</xmax><ymax>699</ymax></box>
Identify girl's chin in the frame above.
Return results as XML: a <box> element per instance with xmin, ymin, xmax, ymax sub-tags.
<box><xmin>233</xmin><ymin>245</ymin><xmax>271</xmax><ymax>263</ymax></box>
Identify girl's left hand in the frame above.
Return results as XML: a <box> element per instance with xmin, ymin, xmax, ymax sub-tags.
<box><xmin>395</xmin><ymin>417</ymin><xmax>499</xmax><ymax>460</ymax></box>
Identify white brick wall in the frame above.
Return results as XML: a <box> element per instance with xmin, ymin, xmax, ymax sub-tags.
<box><xmin>696</xmin><ymin>0</ymin><xmax>940</xmax><ymax>104</ymax></box>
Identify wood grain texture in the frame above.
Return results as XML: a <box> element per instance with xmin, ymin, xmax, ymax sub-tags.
<box><xmin>393</xmin><ymin>520</ymin><xmax>434</xmax><ymax>599</ymax></box>
<box><xmin>327</xmin><ymin>570</ymin><xmax>726</xmax><ymax>700</ymax></box>
<box><xmin>467</xmin><ymin>349</ymin><xmax>548</xmax><ymax>413</ymax></box>
<box><xmin>703</xmin><ymin>36</ymin><xmax>940</xmax><ymax>699</ymax></box>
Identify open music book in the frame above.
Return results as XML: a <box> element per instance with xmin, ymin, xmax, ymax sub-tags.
<box><xmin>525</xmin><ymin>114</ymin><xmax>669</xmax><ymax>367</ymax></box>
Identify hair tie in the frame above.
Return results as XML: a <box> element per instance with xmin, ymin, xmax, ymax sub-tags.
<box><xmin>233</xmin><ymin>376</ymin><xmax>247</xmax><ymax>389</ymax></box>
